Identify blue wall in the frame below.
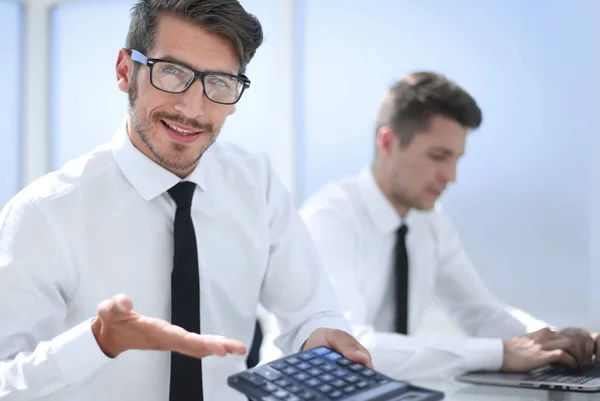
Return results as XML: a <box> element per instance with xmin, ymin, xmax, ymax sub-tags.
<box><xmin>0</xmin><ymin>1</ymin><xmax>21</xmax><ymax>207</ymax></box>
<box><xmin>300</xmin><ymin>0</ymin><xmax>600</xmax><ymax>326</ymax></box>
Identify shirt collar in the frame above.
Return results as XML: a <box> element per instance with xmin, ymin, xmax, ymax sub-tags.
<box><xmin>357</xmin><ymin>166</ymin><xmax>408</xmax><ymax>234</ymax></box>
<box><xmin>111</xmin><ymin>119</ymin><xmax>208</xmax><ymax>201</ymax></box>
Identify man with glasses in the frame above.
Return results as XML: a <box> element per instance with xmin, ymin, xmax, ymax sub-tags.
<box><xmin>0</xmin><ymin>1</ymin><xmax>371</xmax><ymax>401</ymax></box>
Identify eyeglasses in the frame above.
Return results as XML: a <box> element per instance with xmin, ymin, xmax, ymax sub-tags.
<box><xmin>129</xmin><ymin>49</ymin><xmax>250</xmax><ymax>105</ymax></box>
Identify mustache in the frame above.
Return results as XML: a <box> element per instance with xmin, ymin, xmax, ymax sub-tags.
<box><xmin>153</xmin><ymin>111</ymin><xmax>213</xmax><ymax>132</ymax></box>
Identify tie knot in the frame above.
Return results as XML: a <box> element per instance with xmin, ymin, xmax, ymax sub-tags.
<box><xmin>168</xmin><ymin>181</ymin><xmax>196</xmax><ymax>209</ymax></box>
<box><xmin>397</xmin><ymin>224</ymin><xmax>408</xmax><ymax>237</ymax></box>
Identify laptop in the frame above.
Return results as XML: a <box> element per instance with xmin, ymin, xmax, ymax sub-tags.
<box><xmin>455</xmin><ymin>364</ymin><xmax>600</xmax><ymax>392</ymax></box>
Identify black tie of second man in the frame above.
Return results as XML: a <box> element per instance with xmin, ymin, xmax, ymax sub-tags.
<box><xmin>168</xmin><ymin>181</ymin><xmax>203</xmax><ymax>401</ymax></box>
<box><xmin>394</xmin><ymin>224</ymin><xmax>409</xmax><ymax>335</ymax></box>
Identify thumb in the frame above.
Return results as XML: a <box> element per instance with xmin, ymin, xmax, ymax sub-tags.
<box><xmin>347</xmin><ymin>349</ymin><xmax>372</xmax><ymax>368</ymax></box>
<box><xmin>97</xmin><ymin>293</ymin><xmax>133</xmax><ymax>323</ymax></box>
<box><xmin>327</xmin><ymin>330</ymin><xmax>373</xmax><ymax>368</ymax></box>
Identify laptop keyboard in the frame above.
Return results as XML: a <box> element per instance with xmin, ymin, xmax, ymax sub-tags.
<box><xmin>527</xmin><ymin>364</ymin><xmax>600</xmax><ymax>384</ymax></box>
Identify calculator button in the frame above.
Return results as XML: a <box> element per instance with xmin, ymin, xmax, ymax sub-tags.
<box><xmin>317</xmin><ymin>384</ymin><xmax>333</xmax><ymax>393</ymax></box>
<box><xmin>331</xmin><ymin>379</ymin><xmax>346</xmax><ymax>388</ymax></box>
<box><xmin>320</xmin><ymin>364</ymin><xmax>335</xmax><ymax>372</ymax></box>
<box><xmin>263</xmin><ymin>382</ymin><xmax>278</xmax><ymax>392</ymax></box>
<box><xmin>286</xmin><ymin>397</ymin><xmax>301</xmax><ymax>401</ymax></box>
<box><xmin>349</xmin><ymin>363</ymin><xmax>364</xmax><ymax>371</ymax></box>
<box><xmin>343</xmin><ymin>385</ymin><xmax>356</xmax><ymax>393</ymax></box>
<box><xmin>309</xmin><ymin>358</ymin><xmax>324</xmax><ymax>366</ymax></box>
<box><xmin>297</xmin><ymin>390</ymin><xmax>316</xmax><ymax>400</ymax></box>
<box><xmin>329</xmin><ymin>390</ymin><xmax>343</xmax><ymax>399</ymax></box>
<box><xmin>296</xmin><ymin>362</ymin><xmax>311</xmax><ymax>370</ymax></box>
<box><xmin>344</xmin><ymin>374</ymin><xmax>360</xmax><ymax>383</ymax></box>
<box><xmin>332</xmin><ymin>368</ymin><xmax>347</xmax><ymax>377</ymax></box>
<box><xmin>310</xmin><ymin>347</ymin><xmax>330</xmax><ymax>356</ymax></box>
<box><xmin>360</xmin><ymin>368</ymin><xmax>376</xmax><ymax>377</ymax></box>
<box><xmin>356</xmin><ymin>380</ymin><xmax>369</xmax><ymax>389</ymax></box>
<box><xmin>282</xmin><ymin>367</ymin><xmax>298</xmax><ymax>375</ymax></box>
<box><xmin>275</xmin><ymin>379</ymin><xmax>291</xmax><ymax>387</ymax></box>
<box><xmin>319</xmin><ymin>373</ymin><xmax>335</xmax><ymax>382</ymax></box>
<box><xmin>336</xmin><ymin>358</ymin><xmax>353</xmax><ymax>366</ymax></box>
<box><xmin>273</xmin><ymin>389</ymin><xmax>289</xmax><ymax>399</ymax></box>
<box><xmin>285</xmin><ymin>357</ymin><xmax>301</xmax><ymax>365</ymax></box>
<box><xmin>254</xmin><ymin>366</ymin><xmax>283</xmax><ymax>381</ymax></box>
<box><xmin>305</xmin><ymin>378</ymin><xmax>321</xmax><ymax>387</ymax></box>
<box><xmin>324</xmin><ymin>352</ymin><xmax>342</xmax><ymax>361</ymax></box>
<box><xmin>297</xmin><ymin>352</ymin><xmax>315</xmax><ymax>361</ymax></box>
<box><xmin>307</xmin><ymin>368</ymin><xmax>322</xmax><ymax>376</ymax></box>
<box><xmin>287</xmin><ymin>385</ymin><xmax>302</xmax><ymax>393</ymax></box>
<box><xmin>239</xmin><ymin>372</ymin><xmax>266</xmax><ymax>386</ymax></box>
<box><xmin>271</xmin><ymin>361</ymin><xmax>288</xmax><ymax>370</ymax></box>
<box><xmin>293</xmin><ymin>372</ymin><xmax>310</xmax><ymax>381</ymax></box>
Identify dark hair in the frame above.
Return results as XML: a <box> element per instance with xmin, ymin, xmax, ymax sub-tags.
<box><xmin>375</xmin><ymin>71</ymin><xmax>482</xmax><ymax>145</ymax></box>
<box><xmin>126</xmin><ymin>0</ymin><xmax>263</xmax><ymax>74</ymax></box>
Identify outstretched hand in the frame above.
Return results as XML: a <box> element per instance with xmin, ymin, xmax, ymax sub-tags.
<box><xmin>91</xmin><ymin>293</ymin><xmax>247</xmax><ymax>359</ymax></box>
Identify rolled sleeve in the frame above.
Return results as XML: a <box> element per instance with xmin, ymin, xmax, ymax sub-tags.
<box><xmin>51</xmin><ymin>319</ymin><xmax>112</xmax><ymax>385</ymax></box>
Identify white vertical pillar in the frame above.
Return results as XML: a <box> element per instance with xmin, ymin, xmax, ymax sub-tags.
<box><xmin>257</xmin><ymin>0</ymin><xmax>299</xmax><ymax>363</ymax></box>
<box><xmin>279</xmin><ymin>0</ymin><xmax>298</xmax><ymax>201</ymax></box>
<box><xmin>20</xmin><ymin>0</ymin><xmax>52</xmax><ymax>185</ymax></box>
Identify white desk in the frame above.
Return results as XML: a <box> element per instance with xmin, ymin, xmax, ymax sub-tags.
<box><xmin>412</xmin><ymin>379</ymin><xmax>599</xmax><ymax>401</ymax></box>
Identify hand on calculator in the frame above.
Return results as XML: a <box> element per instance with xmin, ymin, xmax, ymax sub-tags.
<box><xmin>302</xmin><ymin>328</ymin><xmax>373</xmax><ymax>368</ymax></box>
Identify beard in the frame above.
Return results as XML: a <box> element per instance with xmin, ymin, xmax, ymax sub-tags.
<box><xmin>127</xmin><ymin>79</ymin><xmax>218</xmax><ymax>174</ymax></box>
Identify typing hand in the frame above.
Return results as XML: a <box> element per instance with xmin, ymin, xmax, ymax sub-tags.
<box><xmin>556</xmin><ymin>328</ymin><xmax>596</xmax><ymax>368</ymax></box>
<box><xmin>501</xmin><ymin>327</ymin><xmax>594</xmax><ymax>373</ymax></box>
<box><xmin>91</xmin><ymin>293</ymin><xmax>247</xmax><ymax>358</ymax></box>
<box><xmin>302</xmin><ymin>328</ymin><xmax>373</xmax><ymax>368</ymax></box>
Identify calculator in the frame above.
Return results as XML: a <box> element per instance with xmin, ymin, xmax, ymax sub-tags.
<box><xmin>228</xmin><ymin>346</ymin><xmax>445</xmax><ymax>401</ymax></box>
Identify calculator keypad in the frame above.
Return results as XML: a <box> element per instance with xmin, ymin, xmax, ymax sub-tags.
<box><xmin>238</xmin><ymin>346</ymin><xmax>395</xmax><ymax>400</ymax></box>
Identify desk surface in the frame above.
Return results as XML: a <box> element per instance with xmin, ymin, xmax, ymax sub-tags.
<box><xmin>412</xmin><ymin>379</ymin><xmax>599</xmax><ymax>401</ymax></box>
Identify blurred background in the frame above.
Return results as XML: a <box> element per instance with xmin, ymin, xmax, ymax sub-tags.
<box><xmin>1</xmin><ymin>0</ymin><xmax>599</xmax><ymax>347</ymax></box>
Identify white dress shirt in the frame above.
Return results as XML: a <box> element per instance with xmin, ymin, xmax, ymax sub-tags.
<box><xmin>0</xmin><ymin>123</ymin><xmax>350</xmax><ymax>401</ymax></box>
<box><xmin>299</xmin><ymin>167</ymin><xmax>548</xmax><ymax>380</ymax></box>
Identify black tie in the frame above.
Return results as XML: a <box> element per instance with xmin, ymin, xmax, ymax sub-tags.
<box><xmin>168</xmin><ymin>181</ymin><xmax>203</xmax><ymax>401</ymax></box>
<box><xmin>394</xmin><ymin>224</ymin><xmax>409</xmax><ymax>334</ymax></box>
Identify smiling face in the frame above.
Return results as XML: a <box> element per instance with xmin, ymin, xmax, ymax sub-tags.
<box><xmin>374</xmin><ymin>114</ymin><xmax>467</xmax><ymax>216</ymax></box>
<box><xmin>116</xmin><ymin>14</ymin><xmax>239</xmax><ymax>177</ymax></box>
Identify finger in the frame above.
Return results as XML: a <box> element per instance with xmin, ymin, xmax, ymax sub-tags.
<box><xmin>97</xmin><ymin>294</ymin><xmax>133</xmax><ymax>324</ymax></box>
<box><xmin>161</xmin><ymin>324</ymin><xmax>224</xmax><ymax>357</ymax></box>
<box><xmin>546</xmin><ymin>348</ymin><xmax>579</xmax><ymax>370</ymax></box>
<box><xmin>593</xmin><ymin>333</ymin><xmax>600</xmax><ymax>363</ymax></box>
<box><xmin>188</xmin><ymin>333</ymin><xmax>228</xmax><ymax>357</ymax></box>
<box><xmin>582</xmin><ymin>334</ymin><xmax>595</xmax><ymax>366</ymax></box>
<box><xmin>188</xmin><ymin>336</ymin><xmax>247</xmax><ymax>359</ymax></box>
<box><xmin>348</xmin><ymin>349</ymin><xmax>373</xmax><ymax>369</ymax></box>
<box><xmin>168</xmin><ymin>326</ymin><xmax>246</xmax><ymax>359</ymax></box>
<box><xmin>565</xmin><ymin>329</ymin><xmax>594</xmax><ymax>366</ymax></box>
<box><xmin>326</xmin><ymin>329</ymin><xmax>373</xmax><ymax>368</ymax></box>
<box><xmin>566</xmin><ymin>333</ymin><xmax>592</xmax><ymax>368</ymax></box>
<box><xmin>199</xmin><ymin>334</ymin><xmax>247</xmax><ymax>356</ymax></box>
<box><xmin>543</xmin><ymin>338</ymin><xmax>584</xmax><ymax>368</ymax></box>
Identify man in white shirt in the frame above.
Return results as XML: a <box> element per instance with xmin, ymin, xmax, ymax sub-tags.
<box><xmin>299</xmin><ymin>71</ymin><xmax>599</xmax><ymax>381</ymax></box>
<box><xmin>0</xmin><ymin>1</ymin><xmax>372</xmax><ymax>400</ymax></box>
